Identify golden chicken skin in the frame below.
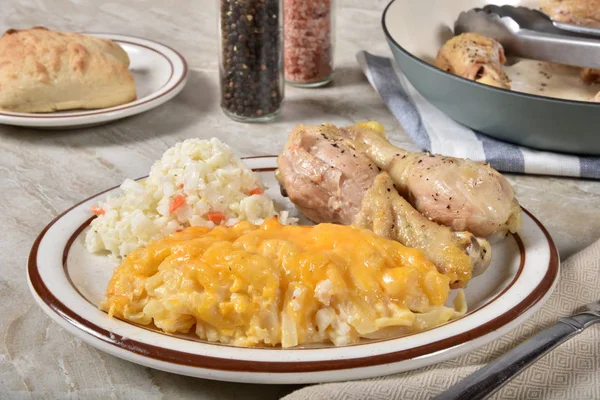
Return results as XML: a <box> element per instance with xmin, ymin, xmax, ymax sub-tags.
<box><xmin>435</xmin><ymin>33</ymin><xmax>511</xmax><ymax>89</ymax></box>
<box><xmin>540</xmin><ymin>0</ymin><xmax>600</xmax><ymax>27</ymax></box>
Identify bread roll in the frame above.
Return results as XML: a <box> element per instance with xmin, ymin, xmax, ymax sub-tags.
<box><xmin>0</xmin><ymin>27</ymin><xmax>136</xmax><ymax>113</ymax></box>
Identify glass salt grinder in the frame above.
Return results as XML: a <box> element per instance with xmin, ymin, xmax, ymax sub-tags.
<box><xmin>218</xmin><ymin>0</ymin><xmax>284</xmax><ymax>122</ymax></box>
<box><xmin>284</xmin><ymin>0</ymin><xmax>335</xmax><ymax>87</ymax></box>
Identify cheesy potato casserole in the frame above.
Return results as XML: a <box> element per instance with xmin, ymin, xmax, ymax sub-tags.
<box><xmin>102</xmin><ymin>218</ymin><xmax>465</xmax><ymax>347</ymax></box>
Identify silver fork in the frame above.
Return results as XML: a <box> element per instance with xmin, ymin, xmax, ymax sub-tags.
<box><xmin>433</xmin><ymin>300</ymin><xmax>600</xmax><ymax>400</ymax></box>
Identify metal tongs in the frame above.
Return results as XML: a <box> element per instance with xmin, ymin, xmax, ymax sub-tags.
<box><xmin>455</xmin><ymin>5</ymin><xmax>600</xmax><ymax>69</ymax></box>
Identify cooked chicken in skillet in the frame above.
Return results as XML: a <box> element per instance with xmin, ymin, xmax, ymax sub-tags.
<box><xmin>341</xmin><ymin>122</ymin><xmax>522</xmax><ymax>239</ymax></box>
<box><xmin>276</xmin><ymin>123</ymin><xmax>493</xmax><ymax>288</ymax></box>
<box><xmin>541</xmin><ymin>0</ymin><xmax>600</xmax><ymax>89</ymax></box>
<box><xmin>540</xmin><ymin>0</ymin><xmax>600</xmax><ymax>27</ymax></box>
<box><xmin>434</xmin><ymin>33</ymin><xmax>511</xmax><ymax>89</ymax></box>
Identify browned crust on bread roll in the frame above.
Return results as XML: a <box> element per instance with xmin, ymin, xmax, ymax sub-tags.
<box><xmin>0</xmin><ymin>27</ymin><xmax>136</xmax><ymax>112</ymax></box>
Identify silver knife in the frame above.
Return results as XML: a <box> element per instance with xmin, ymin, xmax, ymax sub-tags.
<box><xmin>433</xmin><ymin>299</ymin><xmax>600</xmax><ymax>400</ymax></box>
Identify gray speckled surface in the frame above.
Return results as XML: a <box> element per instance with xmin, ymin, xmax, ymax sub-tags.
<box><xmin>1</xmin><ymin>1</ymin><xmax>599</xmax><ymax>399</ymax></box>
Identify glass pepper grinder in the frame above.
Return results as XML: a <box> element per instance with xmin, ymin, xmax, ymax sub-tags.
<box><xmin>284</xmin><ymin>0</ymin><xmax>335</xmax><ymax>87</ymax></box>
<box><xmin>218</xmin><ymin>0</ymin><xmax>284</xmax><ymax>122</ymax></box>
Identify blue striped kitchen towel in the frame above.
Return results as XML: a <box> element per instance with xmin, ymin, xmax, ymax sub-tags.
<box><xmin>357</xmin><ymin>51</ymin><xmax>600</xmax><ymax>179</ymax></box>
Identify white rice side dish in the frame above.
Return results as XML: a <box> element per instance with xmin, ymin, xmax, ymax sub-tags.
<box><xmin>85</xmin><ymin>138</ymin><xmax>290</xmax><ymax>258</ymax></box>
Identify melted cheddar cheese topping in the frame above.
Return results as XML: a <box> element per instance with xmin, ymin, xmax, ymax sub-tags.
<box><xmin>102</xmin><ymin>218</ymin><xmax>465</xmax><ymax>347</ymax></box>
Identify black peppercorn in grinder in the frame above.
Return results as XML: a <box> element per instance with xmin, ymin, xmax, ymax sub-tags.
<box><xmin>218</xmin><ymin>0</ymin><xmax>284</xmax><ymax>122</ymax></box>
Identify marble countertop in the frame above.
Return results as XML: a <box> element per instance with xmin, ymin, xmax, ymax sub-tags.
<box><xmin>1</xmin><ymin>1</ymin><xmax>599</xmax><ymax>399</ymax></box>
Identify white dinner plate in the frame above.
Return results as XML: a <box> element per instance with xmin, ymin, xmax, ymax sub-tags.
<box><xmin>27</xmin><ymin>156</ymin><xmax>559</xmax><ymax>384</ymax></box>
<box><xmin>0</xmin><ymin>33</ymin><xmax>188</xmax><ymax>129</ymax></box>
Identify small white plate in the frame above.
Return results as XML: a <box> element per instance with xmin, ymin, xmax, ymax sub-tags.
<box><xmin>27</xmin><ymin>156</ymin><xmax>559</xmax><ymax>384</ymax></box>
<box><xmin>0</xmin><ymin>33</ymin><xmax>188</xmax><ymax>129</ymax></box>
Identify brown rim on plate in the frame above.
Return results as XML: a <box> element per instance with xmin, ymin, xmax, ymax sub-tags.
<box><xmin>0</xmin><ymin>36</ymin><xmax>187</xmax><ymax>119</ymax></box>
<box><xmin>28</xmin><ymin>157</ymin><xmax>559</xmax><ymax>373</ymax></box>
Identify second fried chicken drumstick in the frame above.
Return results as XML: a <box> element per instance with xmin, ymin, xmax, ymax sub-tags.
<box><xmin>355</xmin><ymin>172</ymin><xmax>492</xmax><ymax>287</ymax></box>
<box><xmin>276</xmin><ymin>123</ymin><xmax>492</xmax><ymax>288</ymax></box>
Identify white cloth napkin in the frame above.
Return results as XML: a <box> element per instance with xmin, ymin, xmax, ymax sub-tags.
<box><xmin>282</xmin><ymin>238</ymin><xmax>600</xmax><ymax>400</ymax></box>
<box><xmin>356</xmin><ymin>51</ymin><xmax>600</xmax><ymax>180</ymax></box>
